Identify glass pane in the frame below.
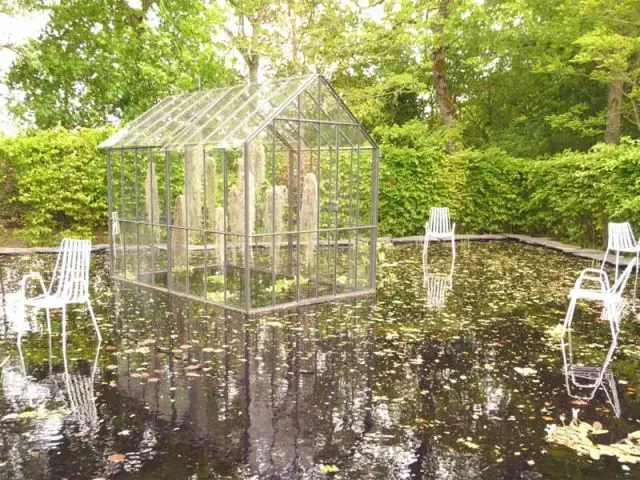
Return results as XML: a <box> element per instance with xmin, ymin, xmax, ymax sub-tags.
<box><xmin>336</xmin><ymin>228</ymin><xmax>357</xmax><ymax>294</ymax></box>
<box><xmin>204</xmin><ymin>231</ymin><xmax>225</xmax><ymax>304</ymax></box>
<box><xmin>99</xmin><ymin>94</ymin><xmax>181</xmax><ymax>148</ymax></box>
<box><xmin>122</xmin><ymin>92</ymin><xmax>197</xmax><ymax>148</ymax></box>
<box><xmin>225</xmin><ymin>234</ymin><xmax>246</xmax><ymax>308</ymax></box>
<box><xmin>358</xmin><ymin>149</ymin><xmax>374</xmax><ymax>227</ymax></box>
<box><xmin>203</xmin><ymin>148</ymin><xmax>224</xmax><ymax>232</ymax></box>
<box><xmin>317</xmin><ymin>230</ymin><xmax>336</xmax><ymax>298</ymax></box>
<box><xmin>249</xmin><ymin>234</ymin><xmax>274</xmax><ymax>309</ymax></box>
<box><xmin>318</xmin><ymin>124</ymin><xmax>338</xmax><ymax>231</ymax></box>
<box><xmin>356</xmin><ymin>227</ymin><xmax>374</xmax><ymax>290</ymax></box>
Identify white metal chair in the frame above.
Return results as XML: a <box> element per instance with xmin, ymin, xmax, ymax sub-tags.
<box><xmin>601</xmin><ymin>222</ymin><xmax>639</xmax><ymax>303</ymax></box>
<box><xmin>21</xmin><ymin>238</ymin><xmax>101</xmax><ymax>346</ymax></box>
<box><xmin>563</xmin><ymin>257</ymin><xmax>636</xmax><ymax>337</ymax></box>
<box><xmin>422</xmin><ymin>207</ymin><xmax>456</xmax><ymax>269</ymax></box>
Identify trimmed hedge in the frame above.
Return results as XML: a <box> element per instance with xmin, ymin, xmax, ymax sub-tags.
<box><xmin>1</xmin><ymin>124</ymin><xmax>639</xmax><ymax>247</ymax></box>
<box><xmin>378</xmin><ymin>121</ymin><xmax>640</xmax><ymax>247</ymax></box>
<box><xmin>0</xmin><ymin>127</ymin><xmax>112</xmax><ymax>244</ymax></box>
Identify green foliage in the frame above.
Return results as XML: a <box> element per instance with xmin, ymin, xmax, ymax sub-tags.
<box><xmin>7</xmin><ymin>0</ymin><xmax>235</xmax><ymax>129</ymax></box>
<box><xmin>523</xmin><ymin>139</ymin><xmax>640</xmax><ymax>246</ymax></box>
<box><xmin>0</xmin><ymin>127</ymin><xmax>111</xmax><ymax>244</ymax></box>
<box><xmin>377</xmin><ymin>121</ymin><xmax>640</xmax><ymax>247</ymax></box>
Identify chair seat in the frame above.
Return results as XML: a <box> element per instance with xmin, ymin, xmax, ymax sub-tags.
<box><xmin>569</xmin><ymin>288</ymin><xmax>612</xmax><ymax>302</ymax></box>
<box><xmin>25</xmin><ymin>294</ymin><xmax>85</xmax><ymax>309</ymax></box>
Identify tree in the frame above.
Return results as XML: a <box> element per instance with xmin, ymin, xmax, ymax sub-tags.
<box><xmin>6</xmin><ymin>0</ymin><xmax>235</xmax><ymax>129</ymax></box>
<box><xmin>571</xmin><ymin>0</ymin><xmax>640</xmax><ymax>143</ymax></box>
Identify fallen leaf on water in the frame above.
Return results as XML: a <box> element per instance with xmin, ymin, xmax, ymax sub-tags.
<box><xmin>319</xmin><ymin>464</ymin><xmax>340</xmax><ymax>474</ymax></box>
<box><xmin>108</xmin><ymin>453</ymin><xmax>125</xmax><ymax>463</ymax></box>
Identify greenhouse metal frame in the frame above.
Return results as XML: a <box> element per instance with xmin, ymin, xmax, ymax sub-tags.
<box><xmin>99</xmin><ymin>74</ymin><xmax>379</xmax><ymax>313</ymax></box>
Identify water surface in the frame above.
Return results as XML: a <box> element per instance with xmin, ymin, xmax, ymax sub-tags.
<box><xmin>1</xmin><ymin>241</ymin><xmax>639</xmax><ymax>479</ymax></box>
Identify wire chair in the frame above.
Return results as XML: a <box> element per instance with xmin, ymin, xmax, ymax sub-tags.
<box><xmin>563</xmin><ymin>257</ymin><xmax>636</xmax><ymax>338</ymax></box>
<box><xmin>601</xmin><ymin>222</ymin><xmax>639</xmax><ymax>303</ymax></box>
<box><xmin>422</xmin><ymin>207</ymin><xmax>456</xmax><ymax>271</ymax></box>
<box><xmin>21</xmin><ymin>238</ymin><xmax>101</xmax><ymax>347</ymax></box>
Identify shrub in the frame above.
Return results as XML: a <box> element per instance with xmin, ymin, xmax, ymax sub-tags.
<box><xmin>0</xmin><ymin>127</ymin><xmax>112</xmax><ymax>244</ymax></box>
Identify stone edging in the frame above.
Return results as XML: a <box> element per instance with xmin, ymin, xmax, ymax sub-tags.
<box><xmin>386</xmin><ymin>233</ymin><xmax>632</xmax><ymax>268</ymax></box>
<box><xmin>0</xmin><ymin>244</ymin><xmax>110</xmax><ymax>255</ymax></box>
<box><xmin>0</xmin><ymin>235</ymin><xmax>631</xmax><ymax>268</ymax></box>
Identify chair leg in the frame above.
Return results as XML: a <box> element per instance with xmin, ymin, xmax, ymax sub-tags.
<box><xmin>61</xmin><ymin>305</ymin><xmax>69</xmax><ymax>373</ymax></box>
<box><xmin>615</xmin><ymin>251</ymin><xmax>620</xmax><ymax>282</ymax></box>
<box><xmin>451</xmin><ymin>235</ymin><xmax>456</xmax><ymax>262</ymax></box>
<box><xmin>45</xmin><ymin>308</ymin><xmax>51</xmax><ymax>337</ymax></box>
<box><xmin>601</xmin><ymin>247</ymin><xmax>610</xmax><ymax>273</ymax></box>
<box><xmin>87</xmin><ymin>300</ymin><xmax>101</xmax><ymax>341</ymax></box>
<box><xmin>633</xmin><ymin>250</ymin><xmax>639</xmax><ymax>309</ymax></box>
<box><xmin>422</xmin><ymin>235</ymin><xmax>430</xmax><ymax>270</ymax></box>
<box><xmin>45</xmin><ymin>308</ymin><xmax>52</xmax><ymax>376</ymax></box>
<box><xmin>563</xmin><ymin>298</ymin><xmax>577</xmax><ymax>334</ymax></box>
<box><xmin>16</xmin><ymin>331</ymin><xmax>26</xmax><ymax>375</ymax></box>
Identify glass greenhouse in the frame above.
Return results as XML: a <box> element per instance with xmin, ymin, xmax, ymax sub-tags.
<box><xmin>99</xmin><ymin>74</ymin><xmax>379</xmax><ymax>313</ymax></box>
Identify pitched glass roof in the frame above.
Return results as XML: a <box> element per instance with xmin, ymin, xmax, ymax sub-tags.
<box><xmin>99</xmin><ymin>74</ymin><xmax>372</xmax><ymax>150</ymax></box>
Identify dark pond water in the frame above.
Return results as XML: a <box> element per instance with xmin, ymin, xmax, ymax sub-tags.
<box><xmin>1</xmin><ymin>241</ymin><xmax>640</xmax><ymax>479</ymax></box>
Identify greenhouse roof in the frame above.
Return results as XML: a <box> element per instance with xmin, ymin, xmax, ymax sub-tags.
<box><xmin>99</xmin><ymin>74</ymin><xmax>373</xmax><ymax>150</ymax></box>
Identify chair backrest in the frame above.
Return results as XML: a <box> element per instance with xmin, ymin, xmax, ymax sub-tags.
<box><xmin>608</xmin><ymin>222</ymin><xmax>637</xmax><ymax>250</ymax></box>
<box><xmin>50</xmin><ymin>238</ymin><xmax>92</xmax><ymax>302</ymax></box>
<box><xmin>427</xmin><ymin>207</ymin><xmax>452</xmax><ymax>234</ymax></box>
<box><xmin>611</xmin><ymin>257</ymin><xmax>637</xmax><ymax>297</ymax></box>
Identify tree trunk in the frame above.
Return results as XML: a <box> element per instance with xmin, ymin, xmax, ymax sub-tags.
<box><xmin>431</xmin><ymin>0</ymin><xmax>456</xmax><ymax>151</ymax></box>
<box><xmin>604</xmin><ymin>80</ymin><xmax>623</xmax><ymax>144</ymax></box>
<box><xmin>248</xmin><ymin>56</ymin><xmax>259</xmax><ymax>83</ymax></box>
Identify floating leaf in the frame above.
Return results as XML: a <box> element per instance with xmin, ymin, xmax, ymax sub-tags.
<box><xmin>319</xmin><ymin>464</ymin><xmax>340</xmax><ymax>473</ymax></box>
<box><xmin>107</xmin><ymin>453</ymin><xmax>125</xmax><ymax>463</ymax></box>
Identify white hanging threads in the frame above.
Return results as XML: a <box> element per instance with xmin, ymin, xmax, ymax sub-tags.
<box><xmin>228</xmin><ymin>183</ymin><xmax>243</xmax><ymax>266</ymax></box>
<box><xmin>172</xmin><ymin>194</ymin><xmax>187</xmax><ymax>268</ymax></box>
<box><xmin>145</xmin><ymin>161</ymin><xmax>160</xmax><ymax>243</ymax></box>
<box><xmin>214</xmin><ymin>207</ymin><xmax>224</xmax><ymax>266</ymax></box>
<box><xmin>205</xmin><ymin>156</ymin><xmax>217</xmax><ymax>230</ymax></box>
<box><xmin>247</xmin><ymin>135</ymin><xmax>265</xmax><ymax>191</ymax></box>
<box><xmin>299</xmin><ymin>173</ymin><xmax>318</xmax><ymax>269</ymax></box>
<box><xmin>185</xmin><ymin>147</ymin><xmax>203</xmax><ymax>237</ymax></box>
<box><xmin>263</xmin><ymin>185</ymin><xmax>288</xmax><ymax>273</ymax></box>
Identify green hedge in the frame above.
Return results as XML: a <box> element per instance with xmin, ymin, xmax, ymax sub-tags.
<box><xmin>0</xmin><ymin>127</ymin><xmax>111</xmax><ymax>244</ymax></box>
<box><xmin>377</xmin><ymin>121</ymin><xmax>640</xmax><ymax>247</ymax></box>
<box><xmin>1</xmin><ymin>124</ymin><xmax>638</xmax><ymax>247</ymax></box>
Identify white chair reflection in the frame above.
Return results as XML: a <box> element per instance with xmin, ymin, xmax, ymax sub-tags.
<box><xmin>423</xmin><ymin>256</ymin><xmax>455</xmax><ymax>309</ymax></box>
<box><xmin>16</xmin><ymin>324</ymin><xmax>101</xmax><ymax>436</ymax></box>
<box><xmin>561</xmin><ymin>327</ymin><xmax>620</xmax><ymax>417</ymax></box>
<box><xmin>563</xmin><ymin>257</ymin><xmax>636</xmax><ymax>338</ymax></box>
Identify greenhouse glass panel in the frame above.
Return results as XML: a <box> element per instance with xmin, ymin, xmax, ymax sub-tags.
<box><xmin>100</xmin><ymin>74</ymin><xmax>378</xmax><ymax>313</ymax></box>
